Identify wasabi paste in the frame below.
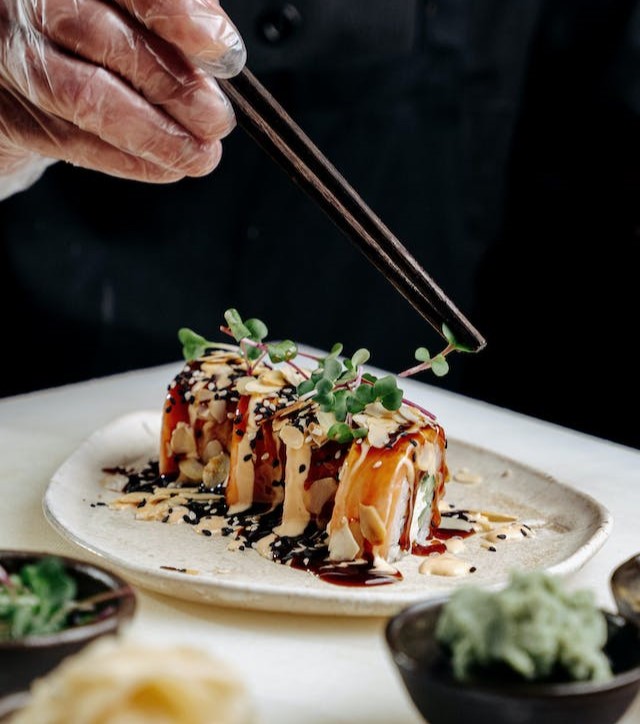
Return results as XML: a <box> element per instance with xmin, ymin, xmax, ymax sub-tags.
<box><xmin>436</xmin><ymin>571</ymin><xmax>612</xmax><ymax>682</ymax></box>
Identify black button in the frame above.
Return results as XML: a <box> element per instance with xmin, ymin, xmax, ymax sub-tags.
<box><xmin>257</xmin><ymin>4</ymin><xmax>302</xmax><ymax>45</ymax></box>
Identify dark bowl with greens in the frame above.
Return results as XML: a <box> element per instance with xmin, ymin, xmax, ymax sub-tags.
<box><xmin>0</xmin><ymin>551</ymin><xmax>136</xmax><ymax>698</ymax></box>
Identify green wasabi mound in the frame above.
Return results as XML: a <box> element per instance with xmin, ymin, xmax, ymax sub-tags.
<box><xmin>435</xmin><ymin>571</ymin><xmax>613</xmax><ymax>683</ymax></box>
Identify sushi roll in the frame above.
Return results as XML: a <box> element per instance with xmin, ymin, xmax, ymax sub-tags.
<box><xmin>157</xmin><ymin>347</ymin><xmax>448</xmax><ymax>568</ymax></box>
<box><xmin>159</xmin><ymin>351</ymin><xmax>246</xmax><ymax>482</ymax></box>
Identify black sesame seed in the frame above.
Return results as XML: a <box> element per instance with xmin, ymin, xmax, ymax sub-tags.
<box><xmin>222</xmin><ymin>527</ymin><xmax>234</xmax><ymax>536</ymax></box>
<box><xmin>136</xmin><ymin>499</ymin><xmax>147</xmax><ymax>509</ymax></box>
<box><xmin>470</xmin><ymin>566</ymin><xmax>477</xmax><ymax>573</ymax></box>
<box><xmin>201</xmin><ymin>529</ymin><xmax>212</xmax><ymax>537</ymax></box>
<box><xmin>299</xmin><ymin>464</ymin><xmax>307</xmax><ymax>474</ymax></box>
<box><xmin>183</xmin><ymin>514</ymin><xmax>192</xmax><ymax>523</ymax></box>
<box><xmin>497</xmin><ymin>534</ymin><xmax>507</xmax><ymax>540</ymax></box>
<box><xmin>272</xmin><ymin>459</ymin><xmax>280</xmax><ymax>468</ymax></box>
<box><xmin>409</xmin><ymin>439</ymin><xmax>418</xmax><ymax>447</ymax></box>
<box><xmin>165</xmin><ymin>406</ymin><xmax>172</xmax><ymax>413</ymax></box>
<box><xmin>243</xmin><ymin>454</ymin><xmax>252</xmax><ymax>462</ymax></box>
<box><xmin>489</xmin><ymin>546</ymin><xmax>497</xmax><ymax>552</ymax></box>
<box><xmin>235</xmin><ymin>429</ymin><xmax>245</xmax><ymax>437</ymax></box>
<box><xmin>162</xmin><ymin>515</ymin><xmax>169</xmax><ymax>523</ymax></box>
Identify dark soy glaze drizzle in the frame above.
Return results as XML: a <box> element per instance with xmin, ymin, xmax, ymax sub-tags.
<box><xmin>102</xmin><ymin>461</ymin><xmax>404</xmax><ymax>587</ymax></box>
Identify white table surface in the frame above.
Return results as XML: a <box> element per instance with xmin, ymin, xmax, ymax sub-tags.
<box><xmin>1</xmin><ymin>362</ymin><xmax>639</xmax><ymax>723</ymax></box>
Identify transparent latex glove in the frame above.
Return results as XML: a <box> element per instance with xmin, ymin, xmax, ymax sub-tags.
<box><xmin>0</xmin><ymin>0</ymin><xmax>246</xmax><ymax>191</ymax></box>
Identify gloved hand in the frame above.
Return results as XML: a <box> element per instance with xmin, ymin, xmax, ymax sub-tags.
<box><xmin>0</xmin><ymin>0</ymin><xmax>245</xmax><ymax>186</ymax></box>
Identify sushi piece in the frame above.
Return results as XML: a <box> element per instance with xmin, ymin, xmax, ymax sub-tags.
<box><xmin>327</xmin><ymin>404</ymin><xmax>448</xmax><ymax>563</ymax></box>
<box><xmin>224</xmin><ymin>369</ymin><xmax>299</xmax><ymax>514</ymax></box>
<box><xmin>159</xmin><ymin>351</ymin><xmax>247</xmax><ymax>482</ymax></box>
<box><xmin>270</xmin><ymin>402</ymin><xmax>349</xmax><ymax>537</ymax></box>
<box><xmin>159</xmin><ymin>351</ymin><xmax>302</xmax><ymax>510</ymax></box>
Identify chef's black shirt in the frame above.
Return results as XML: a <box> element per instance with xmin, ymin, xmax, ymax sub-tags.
<box><xmin>1</xmin><ymin>0</ymin><xmax>638</xmax><ymax>447</ymax></box>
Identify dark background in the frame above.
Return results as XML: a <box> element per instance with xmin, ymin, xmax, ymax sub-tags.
<box><xmin>1</xmin><ymin>0</ymin><xmax>638</xmax><ymax>448</ymax></box>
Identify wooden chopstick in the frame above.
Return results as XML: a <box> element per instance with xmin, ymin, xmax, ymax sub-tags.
<box><xmin>219</xmin><ymin>68</ymin><xmax>486</xmax><ymax>353</ymax></box>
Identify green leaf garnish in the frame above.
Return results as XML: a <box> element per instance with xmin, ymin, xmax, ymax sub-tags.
<box><xmin>246</xmin><ymin>346</ymin><xmax>262</xmax><ymax>362</ymax></box>
<box><xmin>354</xmin><ymin>384</ymin><xmax>376</xmax><ymax>405</ymax></box>
<box><xmin>332</xmin><ymin>390</ymin><xmax>349</xmax><ymax>422</ymax></box>
<box><xmin>381</xmin><ymin>387</ymin><xmax>403</xmax><ymax>411</ymax></box>
<box><xmin>179</xmin><ymin>308</ymin><xmax>475</xmax><ymax>442</ymax></box>
<box><xmin>245</xmin><ymin>318</ymin><xmax>268</xmax><ymax>342</ymax></box>
<box><xmin>346</xmin><ymin>396</ymin><xmax>365</xmax><ymax>414</ymax></box>
<box><xmin>178</xmin><ymin>328</ymin><xmax>213</xmax><ymax>361</ymax></box>
<box><xmin>351</xmin><ymin>348</ymin><xmax>370</xmax><ymax>368</ymax></box>
<box><xmin>442</xmin><ymin>323</ymin><xmax>474</xmax><ymax>353</ymax></box>
<box><xmin>322</xmin><ymin>357</ymin><xmax>342</xmax><ymax>382</ymax></box>
<box><xmin>224</xmin><ymin>308</ymin><xmax>252</xmax><ymax>342</ymax></box>
<box><xmin>297</xmin><ymin>379</ymin><xmax>316</xmax><ymax>396</ymax></box>
<box><xmin>327</xmin><ymin>423</ymin><xmax>356</xmax><ymax>444</ymax></box>
<box><xmin>266</xmin><ymin>340</ymin><xmax>298</xmax><ymax>363</ymax></box>
<box><xmin>373</xmin><ymin>375</ymin><xmax>398</xmax><ymax>398</ymax></box>
<box><xmin>431</xmin><ymin>354</ymin><xmax>450</xmax><ymax>377</ymax></box>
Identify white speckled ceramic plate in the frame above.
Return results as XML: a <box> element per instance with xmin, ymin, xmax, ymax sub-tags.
<box><xmin>43</xmin><ymin>411</ymin><xmax>612</xmax><ymax>617</ymax></box>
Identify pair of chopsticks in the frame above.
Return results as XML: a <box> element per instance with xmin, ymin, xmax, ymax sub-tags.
<box><xmin>219</xmin><ymin>68</ymin><xmax>486</xmax><ymax>353</ymax></box>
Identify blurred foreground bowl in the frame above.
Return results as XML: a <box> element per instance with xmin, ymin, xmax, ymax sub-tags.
<box><xmin>0</xmin><ymin>551</ymin><xmax>136</xmax><ymax>699</ymax></box>
<box><xmin>386</xmin><ymin>600</ymin><xmax>640</xmax><ymax>724</ymax></box>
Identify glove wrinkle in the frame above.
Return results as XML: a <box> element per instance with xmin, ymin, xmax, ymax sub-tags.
<box><xmin>0</xmin><ymin>0</ymin><xmax>244</xmax><ymax>195</ymax></box>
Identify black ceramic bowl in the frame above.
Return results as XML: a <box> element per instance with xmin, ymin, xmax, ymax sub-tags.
<box><xmin>611</xmin><ymin>554</ymin><xmax>640</xmax><ymax>630</ymax></box>
<box><xmin>386</xmin><ymin>600</ymin><xmax>640</xmax><ymax>724</ymax></box>
<box><xmin>0</xmin><ymin>551</ymin><xmax>136</xmax><ymax>698</ymax></box>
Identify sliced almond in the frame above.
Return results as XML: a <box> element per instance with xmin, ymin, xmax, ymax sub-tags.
<box><xmin>478</xmin><ymin>510</ymin><xmax>518</xmax><ymax>523</ymax></box>
<box><xmin>207</xmin><ymin>399</ymin><xmax>227</xmax><ymax>423</ymax></box>
<box><xmin>278</xmin><ymin>424</ymin><xmax>305</xmax><ymax>450</ymax></box>
<box><xmin>178</xmin><ymin>458</ymin><xmax>204</xmax><ymax>482</ymax></box>
<box><xmin>202</xmin><ymin>453</ymin><xmax>230</xmax><ymax>487</ymax></box>
<box><xmin>328</xmin><ymin>517</ymin><xmax>361</xmax><ymax>561</ymax></box>
<box><xmin>305</xmin><ymin>476</ymin><xmax>338</xmax><ymax>515</ymax></box>
<box><xmin>202</xmin><ymin>438</ymin><xmax>224</xmax><ymax>464</ymax></box>
<box><xmin>359</xmin><ymin>503</ymin><xmax>387</xmax><ymax>547</ymax></box>
<box><xmin>234</xmin><ymin>376</ymin><xmax>258</xmax><ymax>395</ymax></box>
<box><xmin>453</xmin><ymin>468</ymin><xmax>483</xmax><ymax>484</ymax></box>
<box><xmin>170</xmin><ymin>423</ymin><xmax>197</xmax><ymax>456</ymax></box>
<box><xmin>195</xmin><ymin>388</ymin><xmax>215</xmax><ymax>403</ymax></box>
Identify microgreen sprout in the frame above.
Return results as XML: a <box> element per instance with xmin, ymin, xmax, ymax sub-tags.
<box><xmin>398</xmin><ymin>323</ymin><xmax>472</xmax><ymax>378</ymax></box>
<box><xmin>178</xmin><ymin>311</ymin><xmax>473</xmax><ymax>442</ymax></box>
